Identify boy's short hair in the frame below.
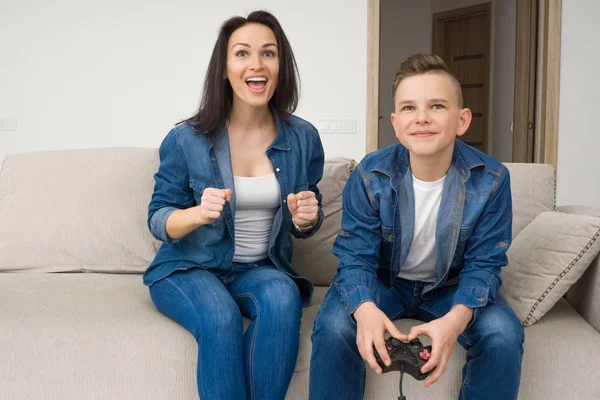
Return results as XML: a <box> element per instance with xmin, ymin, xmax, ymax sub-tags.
<box><xmin>392</xmin><ymin>53</ymin><xmax>464</xmax><ymax>108</ymax></box>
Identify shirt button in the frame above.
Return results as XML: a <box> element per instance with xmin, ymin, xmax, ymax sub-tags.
<box><xmin>283</xmin><ymin>199</ymin><xmax>287</xmax><ymax>203</ymax></box>
<box><xmin>275</xmin><ymin>167</ymin><xmax>280</xmax><ymax>172</ymax></box>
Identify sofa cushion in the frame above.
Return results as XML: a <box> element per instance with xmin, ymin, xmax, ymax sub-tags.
<box><xmin>559</xmin><ymin>205</ymin><xmax>600</xmax><ymax>333</ymax></box>
<box><xmin>504</xmin><ymin>163</ymin><xmax>555</xmax><ymax>238</ymax></box>
<box><xmin>292</xmin><ymin>158</ymin><xmax>354</xmax><ymax>286</ymax></box>
<box><xmin>0</xmin><ymin>272</ymin><xmax>322</xmax><ymax>400</ymax></box>
<box><xmin>1</xmin><ymin>273</ymin><xmax>598</xmax><ymax>400</ymax></box>
<box><xmin>499</xmin><ymin>211</ymin><xmax>600</xmax><ymax>326</ymax></box>
<box><xmin>0</xmin><ymin>148</ymin><xmax>160</xmax><ymax>273</ymax></box>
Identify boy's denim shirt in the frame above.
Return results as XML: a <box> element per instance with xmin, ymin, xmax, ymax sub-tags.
<box><xmin>333</xmin><ymin>140</ymin><xmax>512</xmax><ymax>325</ymax></box>
<box><xmin>144</xmin><ymin>110</ymin><xmax>325</xmax><ymax>306</ymax></box>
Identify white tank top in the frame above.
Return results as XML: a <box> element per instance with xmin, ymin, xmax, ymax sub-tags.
<box><xmin>232</xmin><ymin>173</ymin><xmax>280</xmax><ymax>263</ymax></box>
<box><xmin>397</xmin><ymin>174</ymin><xmax>446</xmax><ymax>282</ymax></box>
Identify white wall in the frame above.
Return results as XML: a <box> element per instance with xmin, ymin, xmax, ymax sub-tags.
<box><xmin>556</xmin><ymin>0</ymin><xmax>600</xmax><ymax>208</ymax></box>
<box><xmin>0</xmin><ymin>0</ymin><xmax>367</xmax><ymax>163</ymax></box>
<box><xmin>378</xmin><ymin>0</ymin><xmax>432</xmax><ymax>149</ymax></box>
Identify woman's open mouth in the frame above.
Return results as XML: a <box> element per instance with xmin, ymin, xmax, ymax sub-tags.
<box><xmin>246</xmin><ymin>76</ymin><xmax>267</xmax><ymax>93</ymax></box>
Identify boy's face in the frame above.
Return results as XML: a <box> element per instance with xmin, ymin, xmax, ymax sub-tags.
<box><xmin>390</xmin><ymin>72</ymin><xmax>471</xmax><ymax>160</ymax></box>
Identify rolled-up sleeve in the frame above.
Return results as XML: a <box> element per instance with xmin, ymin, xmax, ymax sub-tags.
<box><xmin>148</xmin><ymin>129</ymin><xmax>195</xmax><ymax>243</ymax></box>
<box><xmin>293</xmin><ymin>125</ymin><xmax>325</xmax><ymax>239</ymax></box>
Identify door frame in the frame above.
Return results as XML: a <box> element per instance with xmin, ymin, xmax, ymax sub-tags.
<box><xmin>513</xmin><ymin>0</ymin><xmax>538</xmax><ymax>163</ymax></box>
<box><xmin>433</xmin><ymin>2</ymin><xmax>492</xmax><ymax>155</ymax></box>
<box><xmin>366</xmin><ymin>0</ymin><xmax>562</xmax><ymax>169</ymax></box>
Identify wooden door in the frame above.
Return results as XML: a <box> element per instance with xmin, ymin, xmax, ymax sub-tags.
<box><xmin>433</xmin><ymin>3</ymin><xmax>492</xmax><ymax>154</ymax></box>
<box><xmin>513</xmin><ymin>0</ymin><xmax>538</xmax><ymax>163</ymax></box>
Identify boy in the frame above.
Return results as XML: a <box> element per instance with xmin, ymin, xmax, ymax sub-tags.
<box><xmin>309</xmin><ymin>54</ymin><xmax>524</xmax><ymax>399</ymax></box>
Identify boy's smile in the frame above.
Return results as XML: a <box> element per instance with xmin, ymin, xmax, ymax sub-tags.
<box><xmin>390</xmin><ymin>72</ymin><xmax>472</xmax><ymax>171</ymax></box>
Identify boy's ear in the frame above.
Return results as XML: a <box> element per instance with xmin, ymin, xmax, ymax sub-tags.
<box><xmin>456</xmin><ymin>108</ymin><xmax>472</xmax><ymax>137</ymax></box>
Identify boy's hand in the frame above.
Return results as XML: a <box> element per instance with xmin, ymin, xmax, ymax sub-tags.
<box><xmin>353</xmin><ymin>302</ymin><xmax>409</xmax><ymax>374</ymax></box>
<box><xmin>406</xmin><ymin>305</ymin><xmax>473</xmax><ymax>387</ymax></box>
<box><xmin>287</xmin><ymin>191</ymin><xmax>318</xmax><ymax>227</ymax></box>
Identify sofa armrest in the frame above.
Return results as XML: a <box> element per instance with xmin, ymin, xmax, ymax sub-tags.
<box><xmin>558</xmin><ymin>205</ymin><xmax>600</xmax><ymax>333</ymax></box>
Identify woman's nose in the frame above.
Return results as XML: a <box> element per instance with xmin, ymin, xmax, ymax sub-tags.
<box><xmin>249</xmin><ymin>54</ymin><xmax>264</xmax><ymax>70</ymax></box>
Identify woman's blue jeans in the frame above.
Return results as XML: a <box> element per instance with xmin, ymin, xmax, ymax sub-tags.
<box><xmin>149</xmin><ymin>260</ymin><xmax>302</xmax><ymax>400</ymax></box>
<box><xmin>309</xmin><ymin>277</ymin><xmax>524</xmax><ymax>400</ymax></box>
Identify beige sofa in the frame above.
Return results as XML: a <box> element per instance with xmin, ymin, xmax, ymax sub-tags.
<box><xmin>1</xmin><ymin>148</ymin><xmax>599</xmax><ymax>400</ymax></box>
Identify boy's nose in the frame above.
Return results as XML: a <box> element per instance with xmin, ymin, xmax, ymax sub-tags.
<box><xmin>416</xmin><ymin>109</ymin><xmax>431</xmax><ymax>123</ymax></box>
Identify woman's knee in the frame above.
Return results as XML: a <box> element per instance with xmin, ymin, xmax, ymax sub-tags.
<box><xmin>252</xmin><ymin>271</ymin><xmax>302</xmax><ymax>313</ymax></box>
<box><xmin>150</xmin><ymin>272</ymin><xmax>243</xmax><ymax>338</ymax></box>
<box><xmin>203</xmin><ymin>298</ymin><xmax>243</xmax><ymax>333</ymax></box>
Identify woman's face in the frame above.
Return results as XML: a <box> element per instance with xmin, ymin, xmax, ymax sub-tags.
<box><xmin>226</xmin><ymin>23</ymin><xmax>280</xmax><ymax>109</ymax></box>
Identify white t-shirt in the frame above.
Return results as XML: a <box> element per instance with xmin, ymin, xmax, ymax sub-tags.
<box><xmin>397</xmin><ymin>174</ymin><xmax>446</xmax><ymax>282</ymax></box>
<box><xmin>232</xmin><ymin>173</ymin><xmax>280</xmax><ymax>263</ymax></box>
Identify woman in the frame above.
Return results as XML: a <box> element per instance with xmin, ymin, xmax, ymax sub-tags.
<box><xmin>144</xmin><ymin>10</ymin><xmax>324</xmax><ymax>400</ymax></box>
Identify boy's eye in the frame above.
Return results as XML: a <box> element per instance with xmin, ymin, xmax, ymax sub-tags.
<box><xmin>402</xmin><ymin>105</ymin><xmax>414</xmax><ymax>111</ymax></box>
<box><xmin>432</xmin><ymin>104</ymin><xmax>445</xmax><ymax>109</ymax></box>
<box><xmin>235</xmin><ymin>50</ymin><xmax>248</xmax><ymax>57</ymax></box>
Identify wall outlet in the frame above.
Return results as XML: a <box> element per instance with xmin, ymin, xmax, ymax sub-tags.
<box><xmin>0</xmin><ymin>117</ymin><xmax>17</xmax><ymax>131</ymax></box>
<box><xmin>318</xmin><ymin>118</ymin><xmax>356</xmax><ymax>134</ymax></box>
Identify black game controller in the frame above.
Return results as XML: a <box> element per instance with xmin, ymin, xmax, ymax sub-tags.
<box><xmin>375</xmin><ymin>337</ymin><xmax>433</xmax><ymax>381</ymax></box>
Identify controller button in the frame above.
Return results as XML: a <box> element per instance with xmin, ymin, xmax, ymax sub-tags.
<box><xmin>390</xmin><ymin>338</ymin><xmax>402</xmax><ymax>347</ymax></box>
<box><xmin>419</xmin><ymin>349</ymin><xmax>431</xmax><ymax>361</ymax></box>
<box><xmin>387</xmin><ymin>345</ymin><xmax>392</xmax><ymax>351</ymax></box>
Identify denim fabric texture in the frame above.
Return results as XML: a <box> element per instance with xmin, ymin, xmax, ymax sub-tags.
<box><xmin>310</xmin><ymin>279</ymin><xmax>524</xmax><ymax>400</ymax></box>
<box><xmin>310</xmin><ymin>140</ymin><xmax>521</xmax><ymax>399</ymax></box>
<box><xmin>150</xmin><ymin>261</ymin><xmax>302</xmax><ymax>400</ymax></box>
<box><xmin>145</xmin><ymin>109</ymin><xmax>325</xmax><ymax>306</ymax></box>
<box><xmin>332</xmin><ymin>140</ymin><xmax>513</xmax><ymax>324</ymax></box>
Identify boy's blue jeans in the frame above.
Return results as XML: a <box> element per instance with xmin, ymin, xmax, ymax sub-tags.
<box><xmin>309</xmin><ymin>277</ymin><xmax>524</xmax><ymax>400</ymax></box>
<box><xmin>149</xmin><ymin>260</ymin><xmax>302</xmax><ymax>400</ymax></box>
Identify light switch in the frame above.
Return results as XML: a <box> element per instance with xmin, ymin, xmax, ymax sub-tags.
<box><xmin>0</xmin><ymin>117</ymin><xmax>17</xmax><ymax>131</ymax></box>
<box><xmin>317</xmin><ymin>118</ymin><xmax>356</xmax><ymax>134</ymax></box>
<box><xmin>318</xmin><ymin>120</ymin><xmax>329</xmax><ymax>131</ymax></box>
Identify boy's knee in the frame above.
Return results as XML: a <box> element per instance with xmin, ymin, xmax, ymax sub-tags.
<box><xmin>312</xmin><ymin>302</ymin><xmax>356</xmax><ymax>344</ymax></box>
<box><xmin>478</xmin><ymin>307</ymin><xmax>524</xmax><ymax>349</ymax></box>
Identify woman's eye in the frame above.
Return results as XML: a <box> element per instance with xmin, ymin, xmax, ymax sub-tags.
<box><xmin>264</xmin><ymin>50</ymin><xmax>276</xmax><ymax>58</ymax></box>
<box><xmin>236</xmin><ymin>50</ymin><xmax>248</xmax><ymax>57</ymax></box>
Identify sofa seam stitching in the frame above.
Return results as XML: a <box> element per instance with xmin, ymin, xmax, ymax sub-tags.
<box><xmin>523</xmin><ymin>227</ymin><xmax>600</xmax><ymax>325</ymax></box>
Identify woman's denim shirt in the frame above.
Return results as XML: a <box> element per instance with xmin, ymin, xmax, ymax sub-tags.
<box><xmin>332</xmin><ymin>140</ymin><xmax>512</xmax><ymax>325</ymax></box>
<box><xmin>144</xmin><ymin>111</ymin><xmax>325</xmax><ymax>306</ymax></box>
